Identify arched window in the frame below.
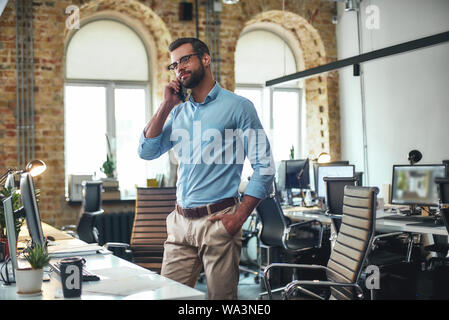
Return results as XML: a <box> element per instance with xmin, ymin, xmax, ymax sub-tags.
<box><xmin>65</xmin><ymin>19</ymin><xmax>151</xmax><ymax>199</ymax></box>
<box><xmin>235</xmin><ymin>29</ymin><xmax>303</xmax><ymax>180</ymax></box>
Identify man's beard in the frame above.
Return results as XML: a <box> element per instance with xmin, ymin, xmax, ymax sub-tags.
<box><xmin>179</xmin><ymin>62</ymin><xmax>205</xmax><ymax>89</ymax></box>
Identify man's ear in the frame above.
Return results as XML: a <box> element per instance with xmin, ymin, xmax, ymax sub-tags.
<box><xmin>202</xmin><ymin>53</ymin><xmax>211</xmax><ymax>68</ymax></box>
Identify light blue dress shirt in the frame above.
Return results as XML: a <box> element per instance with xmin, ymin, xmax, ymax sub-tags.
<box><xmin>138</xmin><ymin>82</ymin><xmax>275</xmax><ymax>208</ymax></box>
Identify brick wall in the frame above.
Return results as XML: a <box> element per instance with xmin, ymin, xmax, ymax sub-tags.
<box><xmin>0</xmin><ymin>0</ymin><xmax>340</xmax><ymax>227</ymax></box>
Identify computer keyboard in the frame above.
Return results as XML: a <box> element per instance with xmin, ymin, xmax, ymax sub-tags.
<box><xmin>50</xmin><ymin>262</ymin><xmax>100</xmax><ymax>282</ymax></box>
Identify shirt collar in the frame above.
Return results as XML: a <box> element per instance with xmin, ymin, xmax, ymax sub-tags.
<box><xmin>189</xmin><ymin>81</ymin><xmax>221</xmax><ymax>107</ymax></box>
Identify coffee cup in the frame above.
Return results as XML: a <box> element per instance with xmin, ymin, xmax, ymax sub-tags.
<box><xmin>59</xmin><ymin>256</ymin><xmax>85</xmax><ymax>298</ymax></box>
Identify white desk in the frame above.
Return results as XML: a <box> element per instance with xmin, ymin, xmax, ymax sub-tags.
<box><xmin>1</xmin><ymin>224</ymin><xmax>205</xmax><ymax>300</ymax></box>
<box><xmin>376</xmin><ymin>215</ymin><xmax>448</xmax><ymax>236</ymax></box>
<box><xmin>284</xmin><ymin>207</ymin><xmax>448</xmax><ymax>236</ymax></box>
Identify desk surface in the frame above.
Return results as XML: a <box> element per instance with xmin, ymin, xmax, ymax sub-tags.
<box><xmin>19</xmin><ymin>221</ymin><xmax>74</xmax><ymax>242</ymax></box>
<box><xmin>284</xmin><ymin>207</ymin><xmax>448</xmax><ymax>236</ymax></box>
<box><xmin>3</xmin><ymin>223</ymin><xmax>205</xmax><ymax>300</ymax></box>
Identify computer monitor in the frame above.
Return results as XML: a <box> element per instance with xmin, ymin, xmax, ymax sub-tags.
<box><xmin>391</xmin><ymin>164</ymin><xmax>447</xmax><ymax>207</ymax></box>
<box><xmin>277</xmin><ymin>159</ymin><xmax>310</xmax><ymax>190</ymax></box>
<box><xmin>20</xmin><ymin>172</ymin><xmax>45</xmax><ymax>246</ymax></box>
<box><xmin>443</xmin><ymin>160</ymin><xmax>449</xmax><ymax>177</ymax></box>
<box><xmin>312</xmin><ymin>161</ymin><xmax>350</xmax><ymax>193</ymax></box>
<box><xmin>316</xmin><ymin>164</ymin><xmax>355</xmax><ymax>199</ymax></box>
<box><xmin>277</xmin><ymin>159</ymin><xmax>310</xmax><ymax>206</ymax></box>
<box><xmin>2</xmin><ymin>196</ymin><xmax>18</xmax><ymax>271</ymax></box>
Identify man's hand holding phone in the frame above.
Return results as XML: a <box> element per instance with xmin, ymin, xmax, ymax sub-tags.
<box><xmin>145</xmin><ymin>80</ymin><xmax>185</xmax><ymax>139</ymax></box>
<box><xmin>164</xmin><ymin>80</ymin><xmax>185</xmax><ymax>109</ymax></box>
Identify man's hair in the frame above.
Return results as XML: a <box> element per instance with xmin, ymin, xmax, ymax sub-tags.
<box><xmin>168</xmin><ymin>38</ymin><xmax>210</xmax><ymax>57</ymax></box>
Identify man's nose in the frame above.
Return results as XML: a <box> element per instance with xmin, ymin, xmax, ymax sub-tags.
<box><xmin>177</xmin><ymin>65</ymin><xmax>186</xmax><ymax>75</ymax></box>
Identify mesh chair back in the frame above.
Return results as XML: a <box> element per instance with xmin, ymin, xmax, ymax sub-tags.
<box><xmin>130</xmin><ymin>187</ymin><xmax>176</xmax><ymax>273</ymax></box>
<box><xmin>255</xmin><ymin>196</ymin><xmax>289</xmax><ymax>247</ymax></box>
<box><xmin>435</xmin><ymin>177</ymin><xmax>449</xmax><ymax>234</ymax></box>
<box><xmin>326</xmin><ymin>185</ymin><xmax>378</xmax><ymax>300</ymax></box>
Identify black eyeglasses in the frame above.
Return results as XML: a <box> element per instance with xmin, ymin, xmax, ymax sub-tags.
<box><xmin>167</xmin><ymin>53</ymin><xmax>199</xmax><ymax>71</ymax></box>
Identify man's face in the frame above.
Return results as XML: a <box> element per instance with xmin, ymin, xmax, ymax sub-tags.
<box><xmin>170</xmin><ymin>43</ymin><xmax>206</xmax><ymax>89</ymax></box>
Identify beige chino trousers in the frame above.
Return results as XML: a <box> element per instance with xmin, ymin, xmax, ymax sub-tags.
<box><xmin>161</xmin><ymin>203</ymin><xmax>242</xmax><ymax>300</ymax></box>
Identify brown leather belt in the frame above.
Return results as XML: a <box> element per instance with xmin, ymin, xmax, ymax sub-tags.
<box><xmin>175</xmin><ymin>197</ymin><xmax>239</xmax><ymax>219</ymax></box>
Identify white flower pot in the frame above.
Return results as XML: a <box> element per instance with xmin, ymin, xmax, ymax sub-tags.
<box><xmin>15</xmin><ymin>268</ymin><xmax>43</xmax><ymax>295</ymax></box>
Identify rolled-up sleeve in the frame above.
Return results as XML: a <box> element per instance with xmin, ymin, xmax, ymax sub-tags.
<box><xmin>236</xmin><ymin>100</ymin><xmax>275</xmax><ymax>200</ymax></box>
<box><xmin>138</xmin><ymin>117</ymin><xmax>174</xmax><ymax>160</ymax></box>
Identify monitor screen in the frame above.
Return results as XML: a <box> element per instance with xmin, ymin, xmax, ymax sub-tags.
<box><xmin>391</xmin><ymin>164</ymin><xmax>446</xmax><ymax>206</ymax></box>
<box><xmin>277</xmin><ymin>159</ymin><xmax>310</xmax><ymax>190</ymax></box>
<box><xmin>2</xmin><ymin>196</ymin><xmax>18</xmax><ymax>270</ymax></box>
<box><xmin>20</xmin><ymin>172</ymin><xmax>45</xmax><ymax>246</ymax></box>
<box><xmin>316</xmin><ymin>165</ymin><xmax>355</xmax><ymax>199</ymax></box>
<box><xmin>312</xmin><ymin>161</ymin><xmax>350</xmax><ymax>192</ymax></box>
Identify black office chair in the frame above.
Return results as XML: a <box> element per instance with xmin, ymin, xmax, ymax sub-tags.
<box><xmin>262</xmin><ymin>185</ymin><xmax>418</xmax><ymax>300</ymax></box>
<box><xmin>62</xmin><ymin>181</ymin><xmax>104</xmax><ymax>243</ymax></box>
<box><xmin>323</xmin><ymin>176</ymin><xmax>358</xmax><ymax>247</ymax></box>
<box><xmin>256</xmin><ymin>192</ymin><xmax>324</xmax><ymax>298</ymax></box>
<box><xmin>355</xmin><ymin>171</ymin><xmax>364</xmax><ymax>186</ymax></box>
<box><xmin>426</xmin><ymin>177</ymin><xmax>449</xmax><ymax>264</ymax></box>
<box><xmin>262</xmin><ymin>186</ymin><xmax>379</xmax><ymax>300</ymax></box>
<box><xmin>418</xmin><ymin>177</ymin><xmax>449</xmax><ymax>299</ymax></box>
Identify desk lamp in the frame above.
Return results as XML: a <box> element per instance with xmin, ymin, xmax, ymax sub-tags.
<box><xmin>0</xmin><ymin>160</ymin><xmax>47</xmax><ymax>189</ymax></box>
<box><xmin>317</xmin><ymin>152</ymin><xmax>331</xmax><ymax>164</ymax></box>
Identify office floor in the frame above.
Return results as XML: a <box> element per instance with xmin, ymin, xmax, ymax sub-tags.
<box><xmin>194</xmin><ymin>271</ymin><xmax>263</xmax><ymax>300</ymax></box>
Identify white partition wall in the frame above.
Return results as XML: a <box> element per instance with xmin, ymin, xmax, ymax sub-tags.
<box><xmin>337</xmin><ymin>0</ymin><xmax>449</xmax><ymax>189</ymax></box>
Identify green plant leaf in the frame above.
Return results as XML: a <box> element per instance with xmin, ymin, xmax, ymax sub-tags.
<box><xmin>23</xmin><ymin>244</ymin><xmax>50</xmax><ymax>269</ymax></box>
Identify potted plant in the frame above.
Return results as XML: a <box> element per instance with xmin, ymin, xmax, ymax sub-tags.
<box><xmin>100</xmin><ymin>134</ymin><xmax>116</xmax><ymax>179</ymax></box>
<box><xmin>15</xmin><ymin>244</ymin><xmax>50</xmax><ymax>295</ymax></box>
<box><xmin>0</xmin><ymin>186</ymin><xmax>25</xmax><ymax>257</ymax></box>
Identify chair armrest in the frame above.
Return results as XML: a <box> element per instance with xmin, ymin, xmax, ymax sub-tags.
<box><xmin>61</xmin><ymin>224</ymin><xmax>77</xmax><ymax>231</ymax></box>
<box><xmin>283</xmin><ymin>219</ymin><xmax>323</xmax><ymax>251</ymax></box>
<box><xmin>263</xmin><ymin>262</ymin><xmax>329</xmax><ymax>279</ymax></box>
<box><xmin>324</xmin><ymin>211</ymin><xmax>343</xmax><ymax>220</ymax></box>
<box><xmin>103</xmin><ymin>242</ymin><xmax>131</xmax><ymax>250</ymax></box>
<box><xmin>86</xmin><ymin>209</ymin><xmax>104</xmax><ymax>216</ymax></box>
<box><xmin>373</xmin><ymin>231</ymin><xmax>410</xmax><ymax>242</ymax></box>
<box><xmin>371</xmin><ymin>231</ymin><xmax>415</xmax><ymax>263</ymax></box>
<box><xmin>103</xmin><ymin>243</ymin><xmax>133</xmax><ymax>261</ymax></box>
<box><xmin>262</xmin><ymin>263</ymin><xmax>329</xmax><ymax>299</ymax></box>
<box><xmin>286</xmin><ymin>219</ymin><xmax>322</xmax><ymax>231</ymax></box>
<box><xmin>284</xmin><ymin>279</ymin><xmax>364</xmax><ymax>300</ymax></box>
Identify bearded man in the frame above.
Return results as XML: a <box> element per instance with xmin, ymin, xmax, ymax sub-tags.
<box><xmin>138</xmin><ymin>38</ymin><xmax>274</xmax><ymax>300</ymax></box>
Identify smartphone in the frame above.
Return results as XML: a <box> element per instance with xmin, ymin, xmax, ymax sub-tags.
<box><xmin>176</xmin><ymin>82</ymin><xmax>187</xmax><ymax>102</ymax></box>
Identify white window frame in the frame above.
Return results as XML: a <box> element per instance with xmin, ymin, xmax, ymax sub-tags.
<box><xmin>235</xmin><ymin>84</ymin><xmax>303</xmax><ymax>160</ymax></box>
<box><xmin>64</xmin><ymin>79</ymin><xmax>151</xmax><ymax>199</ymax></box>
